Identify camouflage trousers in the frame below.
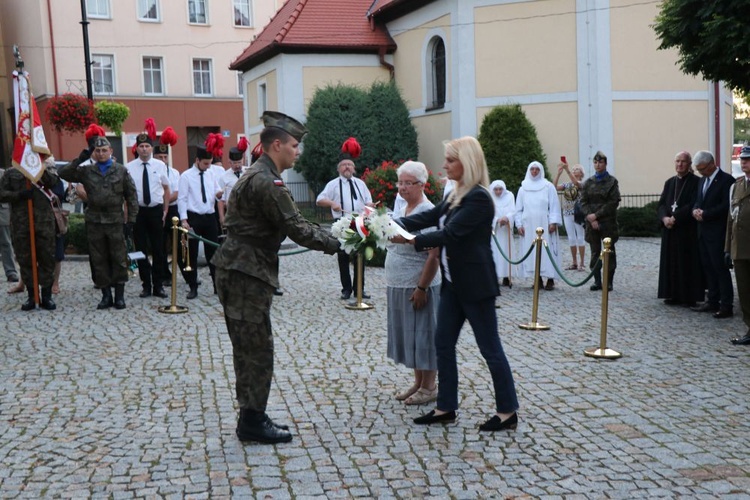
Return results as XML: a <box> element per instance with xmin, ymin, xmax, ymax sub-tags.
<box><xmin>215</xmin><ymin>268</ymin><xmax>275</xmax><ymax>412</ymax></box>
<box><xmin>11</xmin><ymin>221</ymin><xmax>55</xmax><ymax>288</ymax></box>
<box><xmin>87</xmin><ymin>222</ymin><xmax>129</xmax><ymax>288</ymax></box>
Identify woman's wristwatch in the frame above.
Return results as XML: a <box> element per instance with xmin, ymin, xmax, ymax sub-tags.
<box><xmin>416</xmin><ymin>285</ymin><xmax>427</xmax><ymax>292</ymax></box>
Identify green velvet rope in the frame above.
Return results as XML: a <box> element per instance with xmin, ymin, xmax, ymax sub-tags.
<box><xmin>184</xmin><ymin>230</ymin><xmax>312</xmax><ymax>256</ymax></box>
<box><xmin>492</xmin><ymin>233</ymin><xmax>535</xmax><ymax>265</ymax></box>
<box><xmin>543</xmin><ymin>241</ymin><xmax>602</xmax><ymax>287</ymax></box>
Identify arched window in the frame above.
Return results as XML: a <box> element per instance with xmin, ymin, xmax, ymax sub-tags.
<box><xmin>427</xmin><ymin>36</ymin><xmax>446</xmax><ymax>110</ymax></box>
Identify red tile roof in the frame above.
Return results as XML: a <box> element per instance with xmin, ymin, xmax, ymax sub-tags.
<box><xmin>230</xmin><ymin>0</ymin><xmax>397</xmax><ymax>72</ymax></box>
<box><xmin>366</xmin><ymin>0</ymin><xmax>436</xmax><ymax>22</ymax></box>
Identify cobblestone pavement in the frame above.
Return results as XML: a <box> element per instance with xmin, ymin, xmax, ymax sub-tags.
<box><xmin>1</xmin><ymin>237</ymin><xmax>750</xmax><ymax>499</ymax></box>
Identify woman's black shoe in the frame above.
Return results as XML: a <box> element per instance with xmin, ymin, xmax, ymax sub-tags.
<box><xmin>413</xmin><ymin>409</ymin><xmax>456</xmax><ymax>425</ymax></box>
<box><xmin>479</xmin><ymin>412</ymin><xmax>518</xmax><ymax>432</ymax></box>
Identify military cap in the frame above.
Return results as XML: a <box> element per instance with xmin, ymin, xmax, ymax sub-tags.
<box><xmin>154</xmin><ymin>144</ymin><xmax>169</xmax><ymax>156</ymax></box>
<box><xmin>93</xmin><ymin>136</ymin><xmax>110</xmax><ymax>148</ymax></box>
<box><xmin>195</xmin><ymin>146</ymin><xmax>213</xmax><ymax>160</ymax></box>
<box><xmin>135</xmin><ymin>133</ymin><xmax>152</xmax><ymax>146</ymax></box>
<box><xmin>228</xmin><ymin>147</ymin><xmax>243</xmax><ymax>161</ymax></box>
<box><xmin>593</xmin><ymin>151</ymin><xmax>607</xmax><ymax>163</ymax></box>
<box><xmin>740</xmin><ymin>146</ymin><xmax>750</xmax><ymax>159</ymax></box>
<box><xmin>261</xmin><ymin>111</ymin><xmax>308</xmax><ymax>142</ymax></box>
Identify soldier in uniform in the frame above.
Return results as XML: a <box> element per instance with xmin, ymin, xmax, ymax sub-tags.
<box><xmin>726</xmin><ymin>146</ymin><xmax>750</xmax><ymax>345</ymax></box>
<box><xmin>0</xmin><ymin>158</ymin><xmax>59</xmax><ymax>310</ymax></box>
<box><xmin>212</xmin><ymin>111</ymin><xmax>340</xmax><ymax>444</ymax></box>
<box><xmin>579</xmin><ymin>151</ymin><xmax>621</xmax><ymax>291</ymax></box>
<box><xmin>59</xmin><ymin>134</ymin><xmax>139</xmax><ymax>309</ymax></box>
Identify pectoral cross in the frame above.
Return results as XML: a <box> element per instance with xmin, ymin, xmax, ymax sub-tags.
<box><xmin>671</xmin><ymin>201</ymin><xmax>678</xmax><ymax>212</ymax></box>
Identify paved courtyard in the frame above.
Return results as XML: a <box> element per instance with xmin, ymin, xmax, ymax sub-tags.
<box><xmin>1</xmin><ymin>237</ymin><xmax>749</xmax><ymax>499</ymax></box>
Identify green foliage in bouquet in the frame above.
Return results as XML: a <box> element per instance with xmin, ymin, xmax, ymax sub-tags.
<box><xmin>297</xmin><ymin>81</ymin><xmax>418</xmax><ymax>194</ymax></box>
<box><xmin>478</xmin><ymin>104</ymin><xmax>547</xmax><ymax>193</ymax></box>
<box><xmin>46</xmin><ymin>93</ymin><xmax>97</xmax><ymax>134</ymax></box>
<box><xmin>362</xmin><ymin>160</ymin><xmax>443</xmax><ymax>210</ymax></box>
<box><xmin>94</xmin><ymin>101</ymin><xmax>130</xmax><ymax>136</ymax></box>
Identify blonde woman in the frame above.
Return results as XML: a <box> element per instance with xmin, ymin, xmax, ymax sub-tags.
<box><xmin>554</xmin><ymin>162</ymin><xmax>586</xmax><ymax>270</ymax></box>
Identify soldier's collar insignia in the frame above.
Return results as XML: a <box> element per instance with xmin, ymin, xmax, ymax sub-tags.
<box><xmin>273</xmin><ymin>179</ymin><xmax>285</xmax><ymax>186</ymax></box>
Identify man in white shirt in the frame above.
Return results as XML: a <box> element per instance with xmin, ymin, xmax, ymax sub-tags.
<box><xmin>126</xmin><ymin>133</ymin><xmax>171</xmax><ymax>299</ymax></box>
<box><xmin>153</xmin><ymin>142</ymin><xmax>181</xmax><ymax>286</ymax></box>
<box><xmin>218</xmin><ymin>146</ymin><xmax>245</xmax><ymax>227</ymax></box>
<box><xmin>316</xmin><ymin>150</ymin><xmax>374</xmax><ymax>300</ymax></box>
<box><xmin>178</xmin><ymin>146</ymin><xmax>221</xmax><ymax>299</ymax></box>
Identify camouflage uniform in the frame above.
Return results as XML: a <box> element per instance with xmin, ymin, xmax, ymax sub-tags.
<box><xmin>0</xmin><ymin>166</ymin><xmax>59</xmax><ymax>288</ymax></box>
<box><xmin>212</xmin><ymin>153</ymin><xmax>340</xmax><ymax>412</ymax></box>
<box><xmin>59</xmin><ymin>158</ymin><xmax>138</xmax><ymax>288</ymax></box>
<box><xmin>579</xmin><ymin>172</ymin><xmax>621</xmax><ymax>280</ymax></box>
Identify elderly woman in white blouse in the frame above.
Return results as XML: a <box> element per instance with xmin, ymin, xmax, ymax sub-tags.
<box><xmin>514</xmin><ymin>161</ymin><xmax>562</xmax><ymax>290</ymax></box>
<box><xmin>489</xmin><ymin>180</ymin><xmax>516</xmax><ymax>287</ymax></box>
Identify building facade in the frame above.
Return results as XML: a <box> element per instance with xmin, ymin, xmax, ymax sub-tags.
<box><xmin>232</xmin><ymin>0</ymin><xmax>734</xmax><ymax>195</ymax></box>
<box><xmin>1</xmin><ymin>0</ymin><xmax>282</xmax><ymax>169</ymax></box>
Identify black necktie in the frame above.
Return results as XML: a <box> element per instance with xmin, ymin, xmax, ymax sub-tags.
<box><xmin>348</xmin><ymin>179</ymin><xmax>358</xmax><ymax>213</ymax></box>
<box><xmin>142</xmin><ymin>162</ymin><xmax>151</xmax><ymax>206</ymax></box>
<box><xmin>235</xmin><ymin>171</ymin><xmax>241</xmax><ymax>179</ymax></box>
<box><xmin>200</xmin><ymin>171</ymin><xmax>207</xmax><ymax>203</ymax></box>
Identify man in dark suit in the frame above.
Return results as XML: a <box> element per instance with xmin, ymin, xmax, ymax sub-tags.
<box><xmin>691</xmin><ymin>150</ymin><xmax>735</xmax><ymax>318</ymax></box>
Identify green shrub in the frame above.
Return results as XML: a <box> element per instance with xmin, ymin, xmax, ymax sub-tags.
<box><xmin>66</xmin><ymin>213</ymin><xmax>88</xmax><ymax>254</ymax></box>
<box><xmin>478</xmin><ymin>104</ymin><xmax>547</xmax><ymax>193</ymax></box>
<box><xmin>297</xmin><ymin>81</ymin><xmax>418</xmax><ymax>194</ymax></box>
<box><xmin>617</xmin><ymin>201</ymin><xmax>660</xmax><ymax>237</ymax></box>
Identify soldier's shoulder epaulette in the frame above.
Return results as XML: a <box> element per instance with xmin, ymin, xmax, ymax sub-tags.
<box><xmin>735</xmin><ymin>176</ymin><xmax>744</xmax><ymax>184</ymax></box>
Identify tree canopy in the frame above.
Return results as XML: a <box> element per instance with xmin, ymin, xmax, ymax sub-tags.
<box><xmin>653</xmin><ymin>0</ymin><xmax>750</xmax><ymax>92</ymax></box>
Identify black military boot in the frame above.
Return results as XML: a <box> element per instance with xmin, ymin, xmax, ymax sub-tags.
<box><xmin>97</xmin><ymin>287</ymin><xmax>113</xmax><ymax>309</ymax></box>
<box><xmin>590</xmin><ymin>270</ymin><xmax>602</xmax><ymax>291</ymax></box>
<box><xmin>607</xmin><ymin>270</ymin><xmax>615</xmax><ymax>292</ymax></box>
<box><xmin>21</xmin><ymin>288</ymin><xmax>36</xmax><ymax>311</ymax></box>
<box><xmin>114</xmin><ymin>284</ymin><xmax>126</xmax><ymax>310</ymax></box>
<box><xmin>236</xmin><ymin>409</ymin><xmax>292</xmax><ymax>444</ymax></box>
<box><xmin>40</xmin><ymin>287</ymin><xmax>56</xmax><ymax>310</ymax></box>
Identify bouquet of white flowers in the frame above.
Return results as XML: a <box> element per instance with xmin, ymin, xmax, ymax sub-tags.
<box><xmin>330</xmin><ymin>207</ymin><xmax>399</xmax><ymax>260</ymax></box>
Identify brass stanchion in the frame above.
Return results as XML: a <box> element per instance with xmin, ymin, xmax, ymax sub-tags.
<box><xmin>519</xmin><ymin>227</ymin><xmax>549</xmax><ymax>330</ymax></box>
<box><xmin>584</xmin><ymin>238</ymin><xmax>621</xmax><ymax>359</ymax></box>
<box><xmin>158</xmin><ymin>217</ymin><xmax>189</xmax><ymax>314</ymax></box>
<box><xmin>345</xmin><ymin>252</ymin><xmax>373</xmax><ymax>310</ymax></box>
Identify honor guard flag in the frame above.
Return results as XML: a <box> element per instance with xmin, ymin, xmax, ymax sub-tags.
<box><xmin>12</xmin><ymin>70</ymin><xmax>50</xmax><ymax>182</ymax></box>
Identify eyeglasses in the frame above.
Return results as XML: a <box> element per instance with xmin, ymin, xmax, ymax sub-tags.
<box><xmin>397</xmin><ymin>181</ymin><xmax>423</xmax><ymax>187</ymax></box>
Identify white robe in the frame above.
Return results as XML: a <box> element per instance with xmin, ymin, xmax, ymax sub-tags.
<box><xmin>489</xmin><ymin>181</ymin><xmax>517</xmax><ymax>279</ymax></box>
<box><xmin>514</xmin><ymin>181</ymin><xmax>562</xmax><ymax>279</ymax></box>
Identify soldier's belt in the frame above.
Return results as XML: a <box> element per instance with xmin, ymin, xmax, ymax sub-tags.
<box><xmin>228</xmin><ymin>233</ymin><xmax>279</xmax><ymax>251</ymax></box>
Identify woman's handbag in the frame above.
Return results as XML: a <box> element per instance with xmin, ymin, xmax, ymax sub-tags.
<box><xmin>51</xmin><ymin>196</ymin><xmax>69</xmax><ymax>235</ymax></box>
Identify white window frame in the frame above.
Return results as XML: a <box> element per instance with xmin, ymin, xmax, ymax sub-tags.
<box><xmin>192</xmin><ymin>58</ymin><xmax>213</xmax><ymax>96</ymax></box>
<box><xmin>424</xmin><ymin>34</ymin><xmax>446</xmax><ymax>111</ymax></box>
<box><xmin>257</xmin><ymin>80</ymin><xmax>267</xmax><ymax>118</ymax></box>
<box><xmin>237</xmin><ymin>72</ymin><xmax>244</xmax><ymax>97</ymax></box>
<box><xmin>92</xmin><ymin>54</ymin><xmax>115</xmax><ymax>95</ymax></box>
<box><xmin>138</xmin><ymin>0</ymin><xmax>160</xmax><ymax>22</ymax></box>
<box><xmin>188</xmin><ymin>0</ymin><xmax>209</xmax><ymax>25</ymax></box>
<box><xmin>233</xmin><ymin>0</ymin><xmax>252</xmax><ymax>27</ymax></box>
<box><xmin>142</xmin><ymin>56</ymin><xmax>164</xmax><ymax>96</ymax></box>
<box><xmin>86</xmin><ymin>0</ymin><xmax>111</xmax><ymax>19</ymax></box>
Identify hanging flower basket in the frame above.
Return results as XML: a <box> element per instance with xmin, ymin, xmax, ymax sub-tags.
<box><xmin>94</xmin><ymin>101</ymin><xmax>130</xmax><ymax>136</ymax></box>
<box><xmin>45</xmin><ymin>93</ymin><xmax>97</xmax><ymax>134</ymax></box>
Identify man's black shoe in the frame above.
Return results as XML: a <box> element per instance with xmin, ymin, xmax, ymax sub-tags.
<box><xmin>237</xmin><ymin>410</ymin><xmax>292</xmax><ymax>444</ymax></box>
<box><xmin>187</xmin><ymin>288</ymin><xmax>198</xmax><ymax>300</ymax></box>
<box><xmin>265</xmin><ymin>414</ymin><xmax>290</xmax><ymax>431</ymax></box>
<box><xmin>590</xmin><ymin>283</ymin><xmax>602</xmax><ymax>291</ymax></box>
<box><xmin>139</xmin><ymin>286</ymin><xmax>152</xmax><ymax>298</ymax></box>
<box><xmin>360</xmin><ymin>292</ymin><xmax>371</xmax><ymax>299</ymax></box>
<box><xmin>713</xmin><ymin>308</ymin><xmax>733</xmax><ymax>319</ymax></box>
<box><xmin>114</xmin><ymin>284</ymin><xmax>126</xmax><ymax>310</ymax></box>
<box><xmin>731</xmin><ymin>334</ymin><xmax>750</xmax><ymax>345</ymax></box>
<box><xmin>152</xmin><ymin>287</ymin><xmax>168</xmax><ymax>299</ymax></box>
<box><xmin>340</xmin><ymin>290</ymin><xmax>352</xmax><ymax>300</ymax></box>
<box><xmin>21</xmin><ymin>288</ymin><xmax>36</xmax><ymax>311</ymax></box>
<box><xmin>691</xmin><ymin>303</ymin><xmax>719</xmax><ymax>313</ymax></box>
<box><xmin>97</xmin><ymin>287</ymin><xmax>114</xmax><ymax>309</ymax></box>
<box><xmin>273</xmin><ymin>288</ymin><xmax>284</xmax><ymax>296</ymax></box>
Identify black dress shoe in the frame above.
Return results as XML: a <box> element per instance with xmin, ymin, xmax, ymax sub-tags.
<box><xmin>360</xmin><ymin>292</ymin><xmax>371</xmax><ymax>299</ymax></box>
<box><xmin>273</xmin><ymin>288</ymin><xmax>284</xmax><ymax>296</ymax></box>
<box><xmin>237</xmin><ymin>417</ymin><xmax>292</xmax><ymax>444</ymax></box>
<box><xmin>590</xmin><ymin>283</ymin><xmax>602</xmax><ymax>291</ymax></box>
<box><xmin>691</xmin><ymin>303</ymin><xmax>719</xmax><ymax>313</ymax></box>
<box><xmin>413</xmin><ymin>409</ymin><xmax>457</xmax><ymax>425</ymax></box>
<box><xmin>731</xmin><ymin>334</ymin><xmax>750</xmax><ymax>345</ymax></box>
<box><xmin>187</xmin><ymin>288</ymin><xmax>198</xmax><ymax>300</ymax></box>
<box><xmin>479</xmin><ymin>412</ymin><xmax>518</xmax><ymax>432</ymax></box>
<box><xmin>152</xmin><ymin>287</ymin><xmax>168</xmax><ymax>299</ymax></box>
<box><xmin>340</xmin><ymin>290</ymin><xmax>352</xmax><ymax>300</ymax></box>
<box><xmin>713</xmin><ymin>308</ymin><xmax>733</xmax><ymax>319</ymax></box>
<box><xmin>502</xmin><ymin>277</ymin><xmax>510</xmax><ymax>287</ymax></box>
<box><xmin>139</xmin><ymin>287</ymin><xmax>152</xmax><ymax>298</ymax></box>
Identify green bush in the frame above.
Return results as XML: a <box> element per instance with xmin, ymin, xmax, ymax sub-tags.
<box><xmin>478</xmin><ymin>104</ymin><xmax>547</xmax><ymax>193</ymax></box>
<box><xmin>617</xmin><ymin>201</ymin><xmax>660</xmax><ymax>237</ymax></box>
<box><xmin>297</xmin><ymin>81</ymin><xmax>418</xmax><ymax>194</ymax></box>
<box><xmin>67</xmin><ymin>213</ymin><xmax>88</xmax><ymax>254</ymax></box>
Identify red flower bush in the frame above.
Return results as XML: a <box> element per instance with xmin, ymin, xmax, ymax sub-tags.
<box><xmin>362</xmin><ymin>160</ymin><xmax>443</xmax><ymax>210</ymax></box>
<box><xmin>46</xmin><ymin>93</ymin><xmax>97</xmax><ymax>134</ymax></box>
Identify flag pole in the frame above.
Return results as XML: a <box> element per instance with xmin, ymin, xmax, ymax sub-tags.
<box><xmin>26</xmin><ymin>180</ymin><xmax>40</xmax><ymax>305</ymax></box>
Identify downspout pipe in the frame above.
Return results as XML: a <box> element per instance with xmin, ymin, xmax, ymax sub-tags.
<box><xmin>714</xmin><ymin>82</ymin><xmax>721</xmax><ymax>168</ymax></box>
<box><xmin>378</xmin><ymin>47</ymin><xmax>394</xmax><ymax>80</ymax></box>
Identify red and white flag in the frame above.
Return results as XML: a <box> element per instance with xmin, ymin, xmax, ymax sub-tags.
<box><xmin>12</xmin><ymin>70</ymin><xmax>50</xmax><ymax>182</ymax></box>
